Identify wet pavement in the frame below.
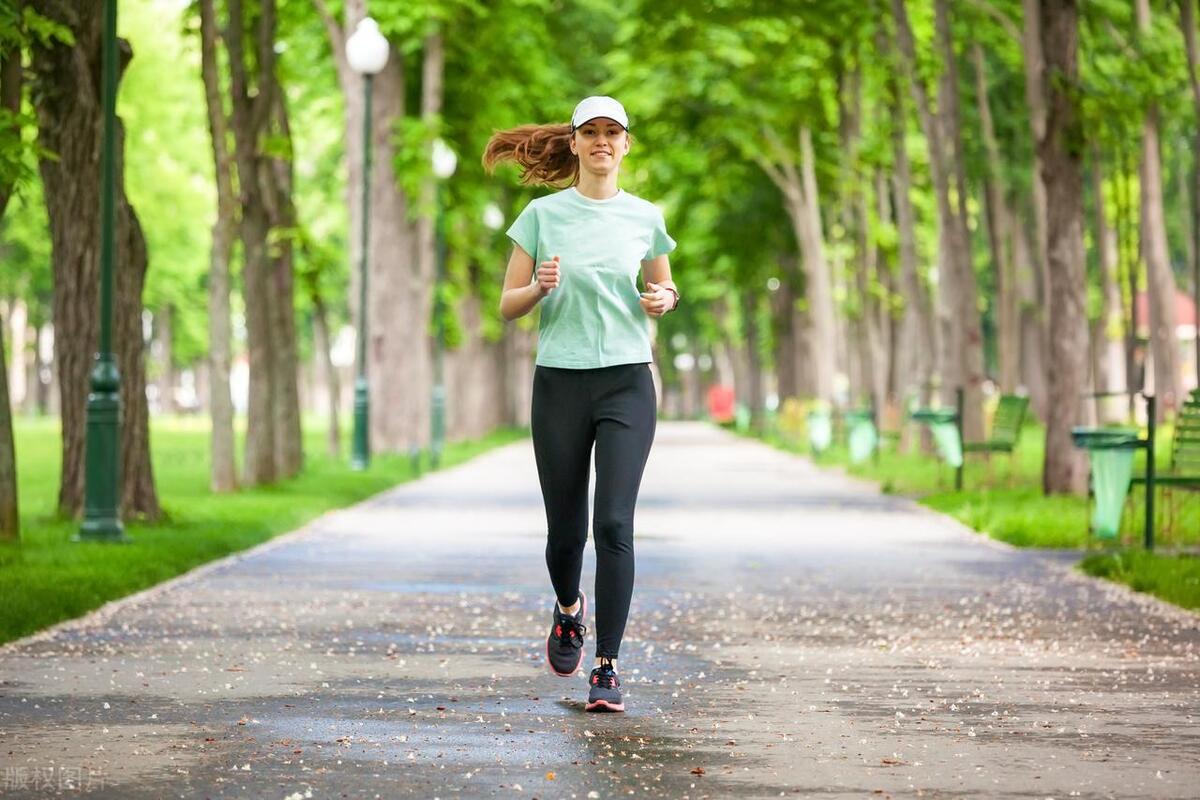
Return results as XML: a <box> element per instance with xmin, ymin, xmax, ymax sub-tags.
<box><xmin>1</xmin><ymin>421</ymin><xmax>1198</xmax><ymax>798</ymax></box>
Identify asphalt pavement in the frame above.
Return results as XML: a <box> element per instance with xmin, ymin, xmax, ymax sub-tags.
<box><xmin>1</xmin><ymin>421</ymin><xmax>1198</xmax><ymax>798</ymax></box>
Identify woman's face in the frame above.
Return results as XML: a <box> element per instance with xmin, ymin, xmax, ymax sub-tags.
<box><xmin>570</xmin><ymin>117</ymin><xmax>630</xmax><ymax>176</ymax></box>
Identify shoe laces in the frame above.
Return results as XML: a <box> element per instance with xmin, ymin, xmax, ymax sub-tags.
<box><xmin>592</xmin><ymin>659</ymin><xmax>618</xmax><ymax>689</ymax></box>
<box><xmin>555</xmin><ymin>612</ymin><xmax>587</xmax><ymax>649</ymax></box>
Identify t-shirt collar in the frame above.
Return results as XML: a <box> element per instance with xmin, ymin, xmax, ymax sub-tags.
<box><xmin>569</xmin><ymin>186</ymin><xmax>624</xmax><ymax>205</ymax></box>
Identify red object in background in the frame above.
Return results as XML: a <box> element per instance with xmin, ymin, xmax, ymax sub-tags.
<box><xmin>1134</xmin><ymin>290</ymin><xmax>1197</xmax><ymax>338</ymax></box>
<box><xmin>707</xmin><ymin>384</ymin><xmax>735</xmax><ymax>422</ymax></box>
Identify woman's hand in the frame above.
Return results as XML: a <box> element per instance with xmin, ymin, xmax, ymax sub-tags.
<box><xmin>535</xmin><ymin>255</ymin><xmax>561</xmax><ymax>298</ymax></box>
<box><xmin>639</xmin><ymin>282</ymin><xmax>675</xmax><ymax>317</ymax></box>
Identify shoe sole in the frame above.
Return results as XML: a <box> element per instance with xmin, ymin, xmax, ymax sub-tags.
<box><xmin>545</xmin><ymin>590</ymin><xmax>587</xmax><ymax>677</ymax></box>
<box><xmin>585</xmin><ymin>699</ymin><xmax>625</xmax><ymax>712</ymax></box>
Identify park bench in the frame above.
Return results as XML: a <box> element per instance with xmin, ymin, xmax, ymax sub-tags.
<box><xmin>1131</xmin><ymin>388</ymin><xmax>1200</xmax><ymax>543</ymax></box>
<box><xmin>963</xmin><ymin>394</ymin><xmax>1029</xmax><ymax>484</ymax></box>
<box><xmin>910</xmin><ymin>390</ymin><xmax>1030</xmax><ymax>489</ymax></box>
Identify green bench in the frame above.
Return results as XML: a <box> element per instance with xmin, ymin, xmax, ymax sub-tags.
<box><xmin>910</xmin><ymin>391</ymin><xmax>1030</xmax><ymax>489</ymax></box>
<box><xmin>1131</xmin><ymin>388</ymin><xmax>1200</xmax><ymax>544</ymax></box>
<box><xmin>964</xmin><ymin>394</ymin><xmax>1029</xmax><ymax>485</ymax></box>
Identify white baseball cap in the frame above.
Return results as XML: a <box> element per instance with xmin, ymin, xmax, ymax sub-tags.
<box><xmin>571</xmin><ymin>96</ymin><xmax>629</xmax><ymax>130</ymax></box>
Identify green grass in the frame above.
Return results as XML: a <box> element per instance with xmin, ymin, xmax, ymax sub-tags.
<box><xmin>1080</xmin><ymin>550</ymin><xmax>1200</xmax><ymax>610</ymax></box>
<box><xmin>748</xmin><ymin>423</ymin><xmax>1095</xmax><ymax>548</ymax></box>
<box><xmin>737</xmin><ymin>416</ymin><xmax>1200</xmax><ymax>611</ymax></box>
<box><xmin>0</xmin><ymin>416</ymin><xmax>527</xmax><ymax>645</ymax></box>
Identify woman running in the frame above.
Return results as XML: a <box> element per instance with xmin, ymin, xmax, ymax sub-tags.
<box><xmin>484</xmin><ymin>95</ymin><xmax>678</xmax><ymax>712</ymax></box>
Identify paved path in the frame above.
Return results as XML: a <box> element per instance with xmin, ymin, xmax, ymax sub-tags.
<box><xmin>1</xmin><ymin>422</ymin><xmax>1198</xmax><ymax>798</ymax></box>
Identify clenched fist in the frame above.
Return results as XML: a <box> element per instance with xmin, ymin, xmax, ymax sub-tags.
<box><xmin>639</xmin><ymin>281</ymin><xmax>675</xmax><ymax>317</ymax></box>
<box><xmin>536</xmin><ymin>255</ymin><xmax>561</xmax><ymax>297</ymax></box>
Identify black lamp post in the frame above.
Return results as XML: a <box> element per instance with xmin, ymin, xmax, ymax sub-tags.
<box><xmin>77</xmin><ymin>0</ymin><xmax>127</xmax><ymax>542</ymax></box>
<box><xmin>345</xmin><ymin>17</ymin><xmax>390</xmax><ymax>471</ymax></box>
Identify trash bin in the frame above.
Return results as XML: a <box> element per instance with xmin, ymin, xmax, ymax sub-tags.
<box><xmin>845</xmin><ymin>409</ymin><xmax>878</xmax><ymax>464</ymax></box>
<box><xmin>912</xmin><ymin>408</ymin><xmax>962</xmax><ymax>468</ymax></box>
<box><xmin>1071</xmin><ymin>427</ymin><xmax>1140</xmax><ymax>540</ymax></box>
<box><xmin>806</xmin><ymin>408</ymin><xmax>832</xmax><ymax>455</ymax></box>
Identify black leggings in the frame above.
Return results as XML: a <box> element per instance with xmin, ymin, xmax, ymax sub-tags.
<box><xmin>531</xmin><ymin>361</ymin><xmax>657</xmax><ymax>659</ymax></box>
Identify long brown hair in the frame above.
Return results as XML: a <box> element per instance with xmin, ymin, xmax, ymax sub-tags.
<box><xmin>482</xmin><ymin>123</ymin><xmax>579</xmax><ymax>187</ymax></box>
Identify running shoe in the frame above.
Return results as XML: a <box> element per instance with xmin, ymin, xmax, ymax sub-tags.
<box><xmin>546</xmin><ymin>591</ymin><xmax>587</xmax><ymax>676</ymax></box>
<box><xmin>585</xmin><ymin>658</ymin><xmax>624</xmax><ymax>712</ymax></box>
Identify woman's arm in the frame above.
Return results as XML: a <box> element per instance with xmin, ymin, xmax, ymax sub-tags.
<box><xmin>640</xmin><ymin>254</ymin><xmax>678</xmax><ymax>316</ymax></box>
<box><xmin>499</xmin><ymin>244</ymin><xmax>555</xmax><ymax>321</ymax></box>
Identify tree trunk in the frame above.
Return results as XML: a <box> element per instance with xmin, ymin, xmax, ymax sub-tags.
<box><xmin>758</xmin><ymin>128</ymin><xmax>837</xmax><ymax>403</ymax></box>
<box><xmin>32</xmin><ymin>322</ymin><xmax>49</xmax><ymax>415</ymax></box>
<box><xmin>0</xmin><ymin>314</ymin><xmax>15</xmax><ymax>538</ymax></box>
<box><xmin>1137</xmin><ymin>0</ymin><xmax>1182</xmax><ymax>416</ymax></box>
<box><xmin>769</xmin><ymin>271</ymin><xmax>798</xmax><ymax>401</ymax></box>
<box><xmin>839</xmin><ymin>62</ymin><xmax>886</xmax><ymax>413</ymax></box>
<box><xmin>199</xmin><ymin>0</ymin><xmax>238</xmax><ymax>492</ymax></box>
<box><xmin>31</xmin><ymin>0</ymin><xmax>160</xmax><ymax>518</ymax></box>
<box><xmin>1179</xmin><ymin>0</ymin><xmax>1200</xmax><ymax>386</ymax></box>
<box><xmin>1022</xmin><ymin>0</ymin><xmax>1051</xmax><ymax>319</ymax></box>
<box><xmin>973</xmin><ymin>43</ymin><xmax>1020</xmax><ymax>395</ymax></box>
<box><xmin>934</xmin><ymin>0</ymin><xmax>985</xmax><ymax>440</ymax></box>
<box><xmin>799</xmin><ymin>128</ymin><xmax>837</xmax><ymax>402</ymax></box>
<box><xmin>1038</xmin><ymin>0</ymin><xmax>1089</xmax><ymax>494</ymax></box>
<box><xmin>262</xmin><ymin>80</ymin><xmax>303</xmax><ymax>478</ymax></box>
<box><xmin>888</xmin><ymin>70</ymin><xmax>937</xmax><ymax>409</ymax></box>
<box><xmin>413</xmin><ymin>30</ymin><xmax>444</xmax><ymax>450</ymax></box>
<box><xmin>309</xmin><ymin>286</ymin><xmax>341</xmax><ymax>457</ymax></box>
<box><xmin>897</xmin><ymin>0</ymin><xmax>969</xmax><ymax>424</ymax></box>
<box><xmin>1090</xmin><ymin>147</ymin><xmax>1127</xmax><ymax>419</ymax></box>
<box><xmin>116</xmin><ymin>192</ymin><xmax>160</xmax><ymax>517</ymax></box>
<box><xmin>1109</xmin><ymin>143</ymin><xmax>1141</xmax><ymax>406</ymax></box>
<box><xmin>226</xmin><ymin>0</ymin><xmax>278</xmax><ymax>485</ymax></box>
<box><xmin>156</xmin><ymin>304</ymin><xmax>175</xmax><ymax>413</ymax></box>
<box><xmin>740</xmin><ymin>289</ymin><xmax>765</xmax><ymax>429</ymax></box>
<box><xmin>7</xmin><ymin>301</ymin><xmax>28</xmax><ymax>412</ymax></box>
<box><xmin>0</xmin><ymin>0</ymin><xmax>22</xmax><ymax>221</ymax></box>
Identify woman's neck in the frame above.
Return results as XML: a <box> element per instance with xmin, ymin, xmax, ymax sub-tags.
<box><xmin>574</xmin><ymin>171</ymin><xmax>620</xmax><ymax>201</ymax></box>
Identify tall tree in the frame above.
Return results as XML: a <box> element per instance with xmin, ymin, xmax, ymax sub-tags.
<box><xmin>1038</xmin><ymin>0</ymin><xmax>1089</xmax><ymax>494</ymax></box>
<box><xmin>198</xmin><ymin>0</ymin><xmax>238</xmax><ymax>492</ymax></box>
<box><xmin>891</xmin><ymin>0</ymin><xmax>984</xmax><ymax>438</ymax></box>
<box><xmin>226</xmin><ymin>0</ymin><xmax>276</xmax><ymax>484</ymax></box>
<box><xmin>1090</xmin><ymin>146</ymin><xmax>1127</xmax><ymax>406</ymax></box>
<box><xmin>1136</xmin><ymin>0</ymin><xmax>1182</xmax><ymax>414</ymax></box>
<box><xmin>1180</xmin><ymin>0</ymin><xmax>1200</xmax><ymax>383</ymax></box>
<box><xmin>29</xmin><ymin>0</ymin><xmax>160</xmax><ymax>518</ymax></box>
<box><xmin>933</xmin><ymin>0</ymin><xmax>985</xmax><ymax>439</ymax></box>
<box><xmin>883</xmin><ymin>32</ymin><xmax>937</xmax><ymax>410</ymax></box>
<box><xmin>0</xmin><ymin>0</ymin><xmax>24</xmax><ymax>539</ymax></box>
<box><xmin>263</xmin><ymin>75</ymin><xmax>303</xmax><ymax>478</ymax></box>
<box><xmin>972</xmin><ymin>42</ymin><xmax>1021</xmax><ymax>395</ymax></box>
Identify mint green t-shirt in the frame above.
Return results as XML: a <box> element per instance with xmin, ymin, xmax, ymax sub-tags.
<box><xmin>506</xmin><ymin>187</ymin><xmax>677</xmax><ymax>369</ymax></box>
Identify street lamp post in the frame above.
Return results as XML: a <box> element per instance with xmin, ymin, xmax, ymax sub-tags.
<box><xmin>430</xmin><ymin>138</ymin><xmax>457</xmax><ymax>469</ymax></box>
<box><xmin>346</xmin><ymin>18</ymin><xmax>390</xmax><ymax>471</ymax></box>
<box><xmin>77</xmin><ymin>0</ymin><xmax>127</xmax><ymax>542</ymax></box>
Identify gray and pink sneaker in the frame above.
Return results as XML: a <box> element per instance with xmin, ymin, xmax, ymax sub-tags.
<box><xmin>585</xmin><ymin>658</ymin><xmax>623</xmax><ymax>712</ymax></box>
<box><xmin>546</xmin><ymin>591</ymin><xmax>587</xmax><ymax>676</ymax></box>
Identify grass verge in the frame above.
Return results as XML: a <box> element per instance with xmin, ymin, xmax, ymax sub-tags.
<box><xmin>739</xmin><ymin>419</ymin><xmax>1200</xmax><ymax>611</ymax></box>
<box><xmin>0</xmin><ymin>416</ymin><xmax>527</xmax><ymax>645</ymax></box>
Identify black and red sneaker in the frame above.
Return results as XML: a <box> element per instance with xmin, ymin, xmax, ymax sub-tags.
<box><xmin>546</xmin><ymin>591</ymin><xmax>587</xmax><ymax>676</ymax></box>
<box><xmin>585</xmin><ymin>658</ymin><xmax>624</xmax><ymax>712</ymax></box>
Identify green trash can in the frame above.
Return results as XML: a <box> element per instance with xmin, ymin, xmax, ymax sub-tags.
<box><xmin>1071</xmin><ymin>427</ymin><xmax>1141</xmax><ymax>540</ymax></box>
<box><xmin>807</xmin><ymin>408</ymin><xmax>832</xmax><ymax>455</ymax></box>
<box><xmin>912</xmin><ymin>408</ymin><xmax>962</xmax><ymax>468</ymax></box>
<box><xmin>845</xmin><ymin>409</ymin><xmax>878</xmax><ymax>464</ymax></box>
<box><xmin>734</xmin><ymin>402</ymin><xmax>751</xmax><ymax>432</ymax></box>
